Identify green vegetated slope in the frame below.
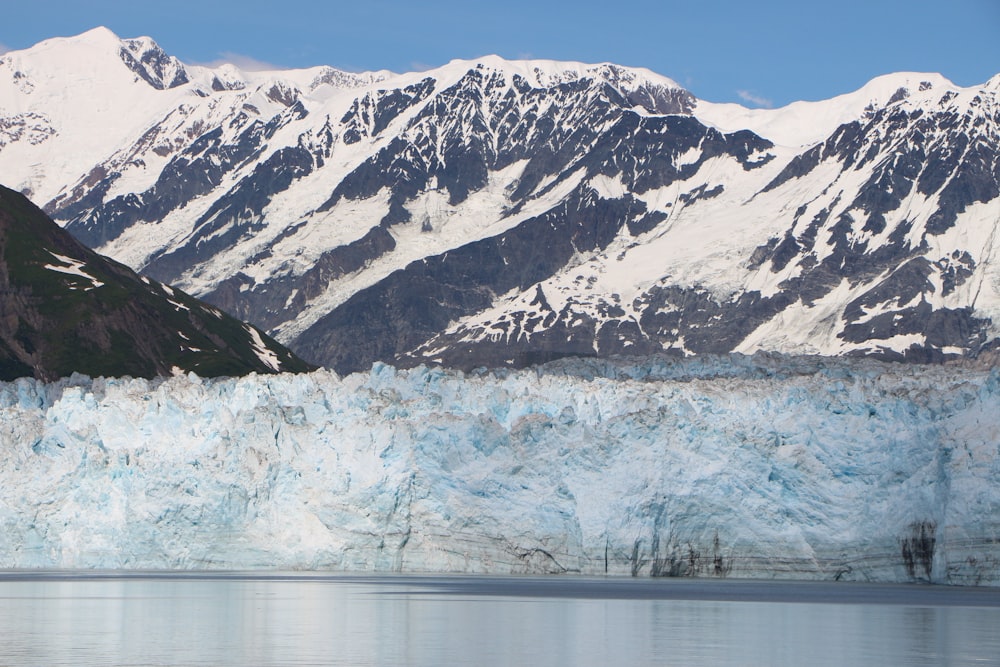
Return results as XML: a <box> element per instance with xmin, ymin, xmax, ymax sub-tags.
<box><xmin>0</xmin><ymin>184</ymin><xmax>312</xmax><ymax>380</ymax></box>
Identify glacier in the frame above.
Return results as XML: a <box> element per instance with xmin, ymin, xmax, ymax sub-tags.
<box><xmin>1</xmin><ymin>354</ymin><xmax>998</xmax><ymax>585</ymax></box>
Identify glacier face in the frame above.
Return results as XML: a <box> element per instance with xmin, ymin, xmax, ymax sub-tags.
<box><xmin>1</xmin><ymin>355</ymin><xmax>998</xmax><ymax>584</ymax></box>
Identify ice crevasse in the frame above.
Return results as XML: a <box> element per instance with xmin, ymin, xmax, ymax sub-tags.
<box><xmin>0</xmin><ymin>354</ymin><xmax>998</xmax><ymax>584</ymax></box>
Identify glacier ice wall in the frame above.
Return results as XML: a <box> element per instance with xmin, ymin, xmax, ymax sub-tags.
<box><xmin>1</xmin><ymin>354</ymin><xmax>998</xmax><ymax>584</ymax></box>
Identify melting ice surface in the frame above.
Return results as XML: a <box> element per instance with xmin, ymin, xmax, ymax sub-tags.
<box><xmin>1</xmin><ymin>353</ymin><xmax>998</xmax><ymax>584</ymax></box>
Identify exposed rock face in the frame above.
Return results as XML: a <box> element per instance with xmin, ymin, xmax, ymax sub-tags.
<box><xmin>119</xmin><ymin>37</ymin><xmax>190</xmax><ymax>90</ymax></box>
<box><xmin>2</xmin><ymin>30</ymin><xmax>999</xmax><ymax>372</ymax></box>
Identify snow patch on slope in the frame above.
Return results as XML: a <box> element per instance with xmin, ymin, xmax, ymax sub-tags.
<box><xmin>274</xmin><ymin>161</ymin><xmax>588</xmax><ymax>342</ymax></box>
<box><xmin>245</xmin><ymin>324</ymin><xmax>282</xmax><ymax>372</ymax></box>
<box><xmin>43</xmin><ymin>251</ymin><xmax>104</xmax><ymax>290</ymax></box>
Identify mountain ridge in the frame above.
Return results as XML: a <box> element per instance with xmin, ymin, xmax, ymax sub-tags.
<box><xmin>2</xmin><ymin>28</ymin><xmax>998</xmax><ymax>373</ymax></box>
<box><xmin>0</xmin><ymin>183</ymin><xmax>311</xmax><ymax>380</ymax></box>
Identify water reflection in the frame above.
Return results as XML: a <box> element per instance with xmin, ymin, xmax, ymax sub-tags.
<box><xmin>0</xmin><ymin>574</ymin><xmax>997</xmax><ymax>666</ymax></box>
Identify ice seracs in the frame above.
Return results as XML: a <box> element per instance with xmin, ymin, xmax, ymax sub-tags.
<box><xmin>0</xmin><ymin>354</ymin><xmax>997</xmax><ymax>583</ymax></box>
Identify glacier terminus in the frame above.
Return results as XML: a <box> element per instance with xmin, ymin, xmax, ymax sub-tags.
<box><xmin>1</xmin><ymin>354</ymin><xmax>998</xmax><ymax>584</ymax></box>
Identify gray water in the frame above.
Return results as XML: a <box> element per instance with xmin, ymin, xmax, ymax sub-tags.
<box><xmin>1</xmin><ymin>573</ymin><xmax>998</xmax><ymax>666</ymax></box>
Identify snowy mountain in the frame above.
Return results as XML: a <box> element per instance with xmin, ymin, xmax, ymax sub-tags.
<box><xmin>1</xmin><ymin>354</ymin><xmax>998</xmax><ymax>584</ymax></box>
<box><xmin>0</xmin><ymin>184</ymin><xmax>310</xmax><ymax>380</ymax></box>
<box><xmin>2</xmin><ymin>28</ymin><xmax>999</xmax><ymax>372</ymax></box>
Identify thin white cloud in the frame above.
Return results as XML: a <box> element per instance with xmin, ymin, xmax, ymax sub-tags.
<box><xmin>737</xmin><ymin>89</ymin><xmax>773</xmax><ymax>108</ymax></box>
<box><xmin>194</xmin><ymin>52</ymin><xmax>286</xmax><ymax>72</ymax></box>
<box><xmin>0</xmin><ymin>43</ymin><xmax>11</xmax><ymax>56</ymax></box>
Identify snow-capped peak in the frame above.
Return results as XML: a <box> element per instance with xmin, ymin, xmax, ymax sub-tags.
<box><xmin>119</xmin><ymin>34</ymin><xmax>189</xmax><ymax>90</ymax></box>
<box><xmin>438</xmin><ymin>54</ymin><xmax>686</xmax><ymax>91</ymax></box>
<box><xmin>0</xmin><ymin>27</ymin><xmax>203</xmax><ymax>203</ymax></box>
<box><xmin>375</xmin><ymin>55</ymin><xmax>694</xmax><ymax>117</ymax></box>
<box><xmin>33</xmin><ymin>25</ymin><xmax>122</xmax><ymax>51</ymax></box>
<box><xmin>4</xmin><ymin>29</ymin><xmax>1000</xmax><ymax>375</ymax></box>
<box><xmin>847</xmin><ymin>71</ymin><xmax>956</xmax><ymax>104</ymax></box>
<box><xmin>1</xmin><ymin>26</ymin><xmax>124</xmax><ymax>76</ymax></box>
<box><xmin>695</xmin><ymin>72</ymin><xmax>962</xmax><ymax>147</ymax></box>
<box><xmin>0</xmin><ymin>26</ymin><xmax>190</xmax><ymax>93</ymax></box>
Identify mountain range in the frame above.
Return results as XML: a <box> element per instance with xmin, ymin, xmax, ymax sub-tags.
<box><xmin>2</xmin><ymin>27</ymin><xmax>998</xmax><ymax>373</ymax></box>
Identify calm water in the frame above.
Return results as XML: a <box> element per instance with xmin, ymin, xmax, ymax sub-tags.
<box><xmin>1</xmin><ymin>573</ymin><xmax>998</xmax><ymax>666</ymax></box>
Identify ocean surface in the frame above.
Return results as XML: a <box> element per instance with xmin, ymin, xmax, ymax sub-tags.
<box><xmin>1</xmin><ymin>573</ymin><xmax>998</xmax><ymax>666</ymax></box>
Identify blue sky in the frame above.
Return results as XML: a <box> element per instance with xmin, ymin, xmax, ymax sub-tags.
<box><xmin>2</xmin><ymin>0</ymin><xmax>998</xmax><ymax>107</ymax></box>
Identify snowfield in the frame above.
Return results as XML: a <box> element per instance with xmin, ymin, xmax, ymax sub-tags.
<box><xmin>1</xmin><ymin>354</ymin><xmax>998</xmax><ymax>584</ymax></box>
